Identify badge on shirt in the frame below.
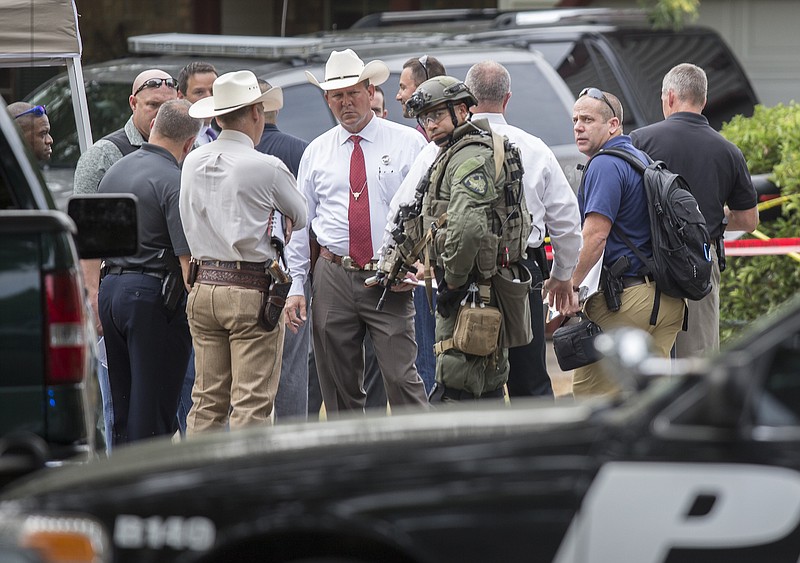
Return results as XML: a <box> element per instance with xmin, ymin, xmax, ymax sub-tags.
<box><xmin>462</xmin><ymin>171</ymin><xmax>488</xmax><ymax>195</ymax></box>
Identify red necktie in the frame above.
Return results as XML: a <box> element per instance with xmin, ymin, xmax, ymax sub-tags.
<box><xmin>348</xmin><ymin>135</ymin><xmax>373</xmax><ymax>267</ymax></box>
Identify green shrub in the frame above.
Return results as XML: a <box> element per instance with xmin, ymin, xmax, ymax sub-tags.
<box><xmin>719</xmin><ymin>103</ymin><xmax>800</xmax><ymax>342</ymax></box>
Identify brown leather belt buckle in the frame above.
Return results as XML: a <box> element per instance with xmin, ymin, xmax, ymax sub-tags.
<box><xmin>341</xmin><ymin>256</ymin><xmax>361</xmax><ymax>272</ymax></box>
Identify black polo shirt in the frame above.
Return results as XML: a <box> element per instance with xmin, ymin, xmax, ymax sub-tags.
<box><xmin>98</xmin><ymin>143</ymin><xmax>190</xmax><ymax>270</ymax></box>
<box><xmin>630</xmin><ymin>112</ymin><xmax>757</xmax><ymax>239</ymax></box>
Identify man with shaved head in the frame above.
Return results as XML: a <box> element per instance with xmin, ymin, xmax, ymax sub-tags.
<box><xmin>73</xmin><ymin>68</ymin><xmax>178</xmax><ymax>451</ymax></box>
<box><xmin>7</xmin><ymin>102</ymin><xmax>53</xmax><ymax>162</ymax></box>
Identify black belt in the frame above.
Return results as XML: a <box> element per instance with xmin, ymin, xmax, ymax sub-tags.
<box><xmin>103</xmin><ymin>266</ymin><xmax>167</xmax><ymax>280</ymax></box>
<box><xmin>430</xmin><ymin>384</ymin><xmax>505</xmax><ymax>402</ymax></box>
<box><xmin>199</xmin><ymin>260</ymin><xmax>267</xmax><ymax>272</ymax></box>
<box><xmin>621</xmin><ymin>275</ymin><xmax>649</xmax><ymax>289</ymax></box>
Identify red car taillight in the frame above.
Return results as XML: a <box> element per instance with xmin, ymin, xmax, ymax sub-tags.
<box><xmin>44</xmin><ymin>270</ymin><xmax>87</xmax><ymax>385</ymax></box>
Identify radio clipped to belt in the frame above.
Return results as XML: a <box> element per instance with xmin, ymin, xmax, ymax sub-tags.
<box><xmin>434</xmin><ymin>282</ymin><xmax>501</xmax><ymax>357</ymax></box>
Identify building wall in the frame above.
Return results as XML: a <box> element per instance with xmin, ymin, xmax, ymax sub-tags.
<box><xmin>695</xmin><ymin>0</ymin><xmax>800</xmax><ymax>106</ymax></box>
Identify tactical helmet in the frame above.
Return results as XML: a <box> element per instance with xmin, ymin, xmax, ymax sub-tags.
<box><xmin>405</xmin><ymin>76</ymin><xmax>477</xmax><ymax>118</ymax></box>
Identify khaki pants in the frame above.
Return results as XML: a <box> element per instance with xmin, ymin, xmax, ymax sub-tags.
<box><xmin>675</xmin><ymin>246</ymin><xmax>720</xmax><ymax>358</ymax></box>
<box><xmin>572</xmin><ymin>282</ymin><xmax>685</xmax><ymax>398</ymax></box>
<box><xmin>185</xmin><ymin>283</ymin><xmax>284</xmax><ymax>433</ymax></box>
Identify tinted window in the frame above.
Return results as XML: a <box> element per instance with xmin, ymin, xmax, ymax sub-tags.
<box><xmin>500</xmin><ymin>62</ymin><xmax>575</xmax><ymax>146</ymax></box>
<box><xmin>273</xmin><ymin>83</ymin><xmax>336</xmax><ymax>142</ymax></box>
<box><xmin>548</xmin><ymin>39</ymin><xmax>640</xmax><ymax>132</ymax></box>
<box><xmin>607</xmin><ymin>31</ymin><xmax>757</xmax><ymax>130</ymax></box>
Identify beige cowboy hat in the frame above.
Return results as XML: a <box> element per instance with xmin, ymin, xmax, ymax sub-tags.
<box><xmin>305</xmin><ymin>49</ymin><xmax>390</xmax><ymax>91</ymax></box>
<box><xmin>189</xmin><ymin>70</ymin><xmax>283</xmax><ymax>119</ymax></box>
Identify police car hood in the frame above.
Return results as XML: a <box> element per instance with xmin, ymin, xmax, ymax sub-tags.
<box><xmin>2</xmin><ymin>399</ymin><xmax>604</xmax><ymax>500</ymax></box>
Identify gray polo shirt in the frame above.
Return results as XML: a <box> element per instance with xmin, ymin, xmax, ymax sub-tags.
<box><xmin>98</xmin><ymin>143</ymin><xmax>189</xmax><ymax>270</ymax></box>
<box><xmin>74</xmin><ymin>117</ymin><xmax>144</xmax><ymax>195</ymax></box>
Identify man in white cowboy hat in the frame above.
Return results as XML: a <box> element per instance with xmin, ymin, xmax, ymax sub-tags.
<box><xmin>284</xmin><ymin>49</ymin><xmax>429</xmax><ymax>414</ymax></box>
<box><xmin>179</xmin><ymin>70</ymin><xmax>308</xmax><ymax>433</ymax></box>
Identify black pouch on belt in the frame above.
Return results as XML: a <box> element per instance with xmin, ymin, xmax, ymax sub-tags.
<box><xmin>161</xmin><ymin>270</ymin><xmax>185</xmax><ymax>316</ymax></box>
<box><xmin>258</xmin><ymin>281</ymin><xmax>292</xmax><ymax>332</ymax></box>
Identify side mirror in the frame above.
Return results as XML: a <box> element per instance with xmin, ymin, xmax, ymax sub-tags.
<box><xmin>67</xmin><ymin>194</ymin><xmax>138</xmax><ymax>259</ymax></box>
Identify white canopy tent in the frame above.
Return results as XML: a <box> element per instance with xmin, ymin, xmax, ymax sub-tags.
<box><xmin>0</xmin><ymin>0</ymin><xmax>91</xmax><ymax>152</ymax></box>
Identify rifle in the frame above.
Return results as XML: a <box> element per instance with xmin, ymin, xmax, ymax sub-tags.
<box><xmin>368</xmin><ymin>168</ymin><xmax>433</xmax><ymax>311</ymax></box>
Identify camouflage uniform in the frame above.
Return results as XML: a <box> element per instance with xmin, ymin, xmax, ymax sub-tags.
<box><xmin>424</xmin><ymin>118</ymin><xmax>509</xmax><ymax>397</ymax></box>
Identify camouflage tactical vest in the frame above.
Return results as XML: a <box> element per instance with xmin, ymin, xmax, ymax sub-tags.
<box><xmin>419</xmin><ymin>121</ymin><xmax>531</xmax><ymax>281</ymax></box>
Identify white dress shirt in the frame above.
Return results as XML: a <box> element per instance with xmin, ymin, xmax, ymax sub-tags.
<box><xmin>286</xmin><ymin>115</ymin><xmax>426</xmax><ymax>296</ymax></box>
<box><xmin>386</xmin><ymin>113</ymin><xmax>582</xmax><ymax>281</ymax></box>
<box><xmin>180</xmin><ymin>129</ymin><xmax>308</xmax><ymax>262</ymax></box>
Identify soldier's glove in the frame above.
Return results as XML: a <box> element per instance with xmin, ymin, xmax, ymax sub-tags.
<box><xmin>436</xmin><ymin>283</ymin><xmax>469</xmax><ymax>319</ymax></box>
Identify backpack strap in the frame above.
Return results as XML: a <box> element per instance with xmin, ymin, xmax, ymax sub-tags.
<box><xmin>588</xmin><ymin>148</ymin><xmax>662</xmax><ymax>325</ymax></box>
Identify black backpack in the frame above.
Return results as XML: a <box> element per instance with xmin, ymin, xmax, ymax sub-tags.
<box><xmin>585</xmin><ymin>148</ymin><xmax>713</xmax><ymax>302</ymax></box>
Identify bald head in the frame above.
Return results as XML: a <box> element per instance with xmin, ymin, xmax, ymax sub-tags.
<box><xmin>131</xmin><ymin>69</ymin><xmax>173</xmax><ymax>96</ymax></box>
<box><xmin>129</xmin><ymin>69</ymin><xmax>178</xmax><ymax>140</ymax></box>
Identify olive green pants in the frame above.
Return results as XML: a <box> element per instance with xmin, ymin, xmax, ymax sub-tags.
<box><xmin>434</xmin><ymin>299</ymin><xmax>509</xmax><ymax>398</ymax></box>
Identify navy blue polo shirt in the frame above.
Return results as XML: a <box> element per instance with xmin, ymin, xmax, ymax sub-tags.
<box><xmin>98</xmin><ymin>143</ymin><xmax>190</xmax><ymax>270</ymax></box>
<box><xmin>580</xmin><ymin>135</ymin><xmax>652</xmax><ymax>276</ymax></box>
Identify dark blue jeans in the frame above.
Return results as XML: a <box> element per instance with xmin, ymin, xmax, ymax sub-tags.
<box><xmin>99</xmin><ymin>273</ymin><xmax>191</xmax><ymax>445</ymax></box>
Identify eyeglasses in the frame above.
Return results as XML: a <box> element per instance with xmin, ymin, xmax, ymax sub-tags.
<box><xmin>133</xmin><ymin>77</ymin><xmax>178</xmax><ymax>96</ymax></box>
<box><xmin>14</xmin><ymin>105</ymin><xmax>46</xmax><ymax>119</ymax></box>
<box><xmin>579</xmin><ymin>87</ymin><xmax>616</xmax><ymax>118</ymax></box>
<box><xmin>417</xmin><ymin>108</ymin><xmax>449</xmax><ymax>127</ymax></box>
<box><xmin>418</xmin><ymin>55</ymin><xmax>429</xmax><ymax>81</ymax></box>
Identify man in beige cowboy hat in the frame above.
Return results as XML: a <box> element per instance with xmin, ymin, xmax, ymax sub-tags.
<box><xmin>179</xmin><ymin>70</ymin><xmax>308</xmax><ymax>433</ymax></box>
<box><xmin>284</xmin><ymin>49</ymin><xmax>429</xmax><ymax>415</ymax></box>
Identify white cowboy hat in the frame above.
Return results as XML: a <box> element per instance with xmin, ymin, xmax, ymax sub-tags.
<box><xmin>189</xmin><ymin>70</ymin><xmax>283</xmax><ymax>119</ymax></box>
<box><xmin>305</xmin><ymin>49</ymin><xmax>389</xmax><ymax>91</ymax></box>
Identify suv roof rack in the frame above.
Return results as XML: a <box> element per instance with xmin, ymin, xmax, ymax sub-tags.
<box><xmin>127</xmin><ymin>33</ymin><xmax>322</xmax><ymax>59</ymax></box>
<box><xmin>350</xmin><ymin>9</ymin><xmax>500</xmax><ymax>29</ymax></box>
<box><xmin>493</xmin><ymin>8</ymin><xmax>648</xmax><ymax>29</ymax></box>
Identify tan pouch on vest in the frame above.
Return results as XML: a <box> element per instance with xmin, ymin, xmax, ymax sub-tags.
<box><xmin>436</xmin><ymin>304</ymin><xmax>502</xmax><ymax>357</ymax></box>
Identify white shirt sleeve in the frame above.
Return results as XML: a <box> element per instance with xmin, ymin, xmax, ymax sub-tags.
<box><xmin>380</xmin><ymin>142</ymin><xmax>438</xmax><ymax>254</ymax></box>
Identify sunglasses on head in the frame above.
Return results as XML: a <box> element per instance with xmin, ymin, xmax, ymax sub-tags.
<box><xmin>133</xmin><ymin>77</ymin><xmax>178</xmax><ymax>96</ymax></box>
<box><xmin>14</xmin><ymin>105</ymin><xmax>46</xmax><ymax>119</ymax></box>
<box><xmin>579</xmin><ymin>87</ymin><xmax>616</xmax><ymax>118</ymax></box>
<box><xmin>418</xmin><ymin>55</ymin><xmax>429</xmax><ymax>81</ymax></box>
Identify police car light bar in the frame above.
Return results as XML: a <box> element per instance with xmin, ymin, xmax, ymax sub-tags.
<box><xmin>127</xmin><ymin>33</ymin><xmax>323</xmax><ymax>59</ymax></box>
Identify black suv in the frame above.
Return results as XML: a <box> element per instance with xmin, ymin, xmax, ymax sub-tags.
<box><xmin>351</xmin><ymin>8</ymin><xmax>760</xmax><ymax>132</ymax></box>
